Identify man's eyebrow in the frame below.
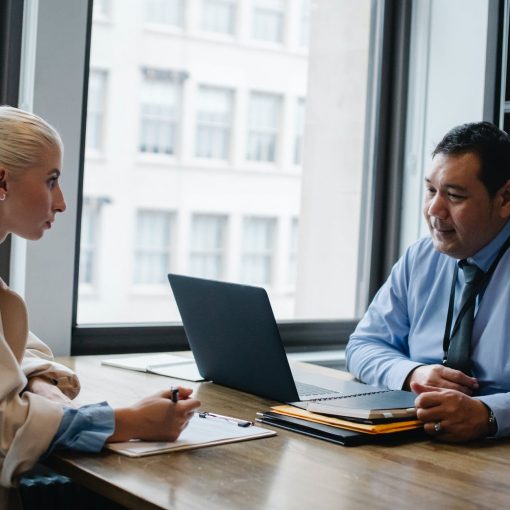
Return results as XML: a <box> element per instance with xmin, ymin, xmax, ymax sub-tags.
<box><xmin>424</xmin><ymin>178</ymin><xmax>467</xmax><ymax>192</ymax></box>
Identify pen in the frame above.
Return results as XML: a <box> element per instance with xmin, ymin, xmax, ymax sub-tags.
<box><xmin>171</xmin><ymin>387</ymin><xmax>179</xmax><ymax>403</ymax></box>
<box><xmin>199</xmin><ymin>411</ymin><xmax>252</xmax><ymax>427</ymax></box>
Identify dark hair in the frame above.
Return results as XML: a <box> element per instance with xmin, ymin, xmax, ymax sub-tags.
<box><xmin>432</xmin><ymin>121</ymin><xmax>510</xmax><ymax>197</ymax></box>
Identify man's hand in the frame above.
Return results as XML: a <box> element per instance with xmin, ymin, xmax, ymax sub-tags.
<box><xmin>404</xmin><ymin>364</ymin><xmax>479</xmax><ymax>395</ymax></box>
<box><xmin>411</xmin><ymin>381</ymin><xmax>489</xmax><ymax>442</ymax></box>
<box><xmin>25</xmin><ymin>376</ymin><xmax>73</xmax><ymax>406</ymax></box>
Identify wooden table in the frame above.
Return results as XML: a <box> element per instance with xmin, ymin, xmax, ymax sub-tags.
<box><xmin>46</xmin><ymin>355</ymin><xmax>510</xmax><ymax>510</ymax></box>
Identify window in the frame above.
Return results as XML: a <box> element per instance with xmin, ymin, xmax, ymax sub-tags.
<box><xmin>145</xmin><ymin>0</ymin><xmax>184</xmax><ymax>27</ymax></box>
<box><xmin>294</xmin><ymin>98</ymin><xmax>305</xmax><ymax>165</ymax></box>
<box><xmin>196</xmin><ymin>86</ymin><xmax>233</xmax><ymax>159</ymax></box>
<box><xmin>299</xmin><ymin>0</ymin><xmax>311</xmax><ymax>48</ymax></box>
<box><xmin>288</xmin><ymin>218</ymin><xmax>298</xmax><ymax>284</ymax></box>
<box><xmin>139</xmin><ymin>69</ymin><xmax>181</xmax><ymax>155</ymax></box>
<box><xmin>85</xmin><ymin>70</ymin><xmax>107</xmax><ymax>152</ymax></box>
<box><xmin>78</xmin><ymin>201</ymin><xmax>98</xmax><ymax>285</ymax></box>
<box><xmin>247</xmin><ymin>92</ymin><xmax>282</xmax><ymax>163</ymax></box>
<box><xmin>134</xmin><ymin>211</ymin><xmax>174</xmax><ymax>285</ymax></box>
<box><xmin>189</xmin><ymin>214</ymin><xmax>227</xmax><ymax>279</ymax></box>
<box><xmin>241</xmin><ymin>217</ymin><xmax>276</xmax><ymax>286</ymax></box>
<box><xmin>202</xmin><ymin>0</ymin><xmax>236</xmax><ymax>35</ymax></box>
<box><xmin>21</xmin><ymin>1</ymin><xmax>493</xmax><ymax>356</ymax></box>
<box><xmin>73</xmin><ymin>0</ymin><xmax>376</xmax><ymax>327</ymax></box>
<box><xmin>252</xmin><ymin>0</ymin><xmax>285</xmax><ymax>44</ymax></box>
<box><xmin>93</xmin><ymin>0</ymin><xmax>111</xmax><ymax>20</ymax></box>
<box><xmin>24</xmin><ymin>0</ymin><xmax>387</xmax><ymax>352</ymax></box>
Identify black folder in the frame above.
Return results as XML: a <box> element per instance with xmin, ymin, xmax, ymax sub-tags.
<box><xmin>256</xmin><ymin>412</ymin><xmax>425</xmax><ymax>447</ymax></box>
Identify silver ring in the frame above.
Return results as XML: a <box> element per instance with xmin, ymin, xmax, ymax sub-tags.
<box><xmin>433</xmin><ymin>422</ymin><xmax>442</xmax><ymax>433</ymax></box>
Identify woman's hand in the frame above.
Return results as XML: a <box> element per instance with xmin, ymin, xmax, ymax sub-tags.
<box><xmin>25</xmin><ymin>376</ymin><xmax>73</xmax><ymax>406</ymax></box>
<box><xmin>108</xmin><ymin>387</ymin><xmax>201</xmax><ymax>443</ymax></box>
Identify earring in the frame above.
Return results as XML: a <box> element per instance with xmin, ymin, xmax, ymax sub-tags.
<box><xmin>0</xmin><ymin>193</ymin><xmax>5</xmax><ymax>201</ymax></box>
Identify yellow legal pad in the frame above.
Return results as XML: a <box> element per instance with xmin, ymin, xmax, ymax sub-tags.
<box><xmin>271</xmin><ymin>405</ymin><xmax>422</xmax><ymax>434</ymax></box>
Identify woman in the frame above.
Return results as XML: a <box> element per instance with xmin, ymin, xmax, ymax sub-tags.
<box><xmin>0</xmin><ymin>106</ymin><xmax>200</xmax><ymax>504</ymax></box>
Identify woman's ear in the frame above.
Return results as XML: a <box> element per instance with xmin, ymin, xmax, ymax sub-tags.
<box><xmin>0</xmin><ymin>168</ymin><xmax>7</xmax><ymax>196</ymax></box>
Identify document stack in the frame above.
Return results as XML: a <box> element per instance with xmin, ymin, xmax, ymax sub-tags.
<box><xmin>256</xmin><ymin>394</ymin><xmax>424</xmax><ymax>446</ymax></box>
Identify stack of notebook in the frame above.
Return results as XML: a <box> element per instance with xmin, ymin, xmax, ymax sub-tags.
<box><xmin>257</xmin><ymin>398</ymin><xmax>424</xmax><ymax>446</ymax></box>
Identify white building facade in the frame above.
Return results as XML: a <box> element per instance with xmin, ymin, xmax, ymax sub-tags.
<box><xmin>79</xmin><ymin>0</ymin><xmax>312</xmax><ymax>323</ymax></box>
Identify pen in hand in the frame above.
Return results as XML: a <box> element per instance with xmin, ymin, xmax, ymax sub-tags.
<box><xmin>171</xmin><ymin>387</ymin><xmax>179</xmax><ymax>403</ymax></box>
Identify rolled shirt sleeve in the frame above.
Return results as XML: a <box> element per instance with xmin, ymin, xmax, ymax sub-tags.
<box><xmin>45</xmin><ymin>402</ymin><xmax>115</xmax><ymax>455</ymax></box>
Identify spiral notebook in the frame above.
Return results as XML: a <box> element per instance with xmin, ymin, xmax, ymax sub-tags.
<box><xmin>101</xmin><ymin>353</ymin><xmax>204</xmax><ymax>382</ymax></box>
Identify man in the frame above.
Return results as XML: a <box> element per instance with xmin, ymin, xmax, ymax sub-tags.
<box><xmin>346</xmin><ymin>121</ymin><xmax>510</xmax><ymax>442</ymax></box>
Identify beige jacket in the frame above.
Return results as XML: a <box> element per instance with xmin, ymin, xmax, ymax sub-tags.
<box><xmin>0</xmin><ymin>279</ymin><xmax>80</xmax><ymax>507</ymax></box>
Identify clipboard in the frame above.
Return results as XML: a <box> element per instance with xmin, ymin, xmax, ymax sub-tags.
<box><xmin>106</xmin><ymin>413</ymin><xmax>276</xmax><ymax>457</ymax></box>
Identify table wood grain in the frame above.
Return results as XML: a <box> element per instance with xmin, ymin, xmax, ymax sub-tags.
<box><xmin>45</xmin><ymin>355</ymin><xmax>510</xmax><ymax>510</ymax></box>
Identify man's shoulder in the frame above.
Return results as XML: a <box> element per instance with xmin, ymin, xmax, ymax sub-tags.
<box><xmin>404</xmin><ymin>236</ymin><xmax>437</xmax><ymax>259</ymax></box>
<box><xmin>401</xmin><ymin>236</ymin><xmax>450</xmax><ymax>272</ymax></box>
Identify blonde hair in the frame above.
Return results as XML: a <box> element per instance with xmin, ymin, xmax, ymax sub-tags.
<box><xmin>0</xmin><ymin>105</ymin><xmax>63</xmax><ymax>172</ymax></box>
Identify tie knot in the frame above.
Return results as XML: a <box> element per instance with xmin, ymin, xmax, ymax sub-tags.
<box><xmin>459</xmin><ymin>261</ymin><xmax>484</xmax><ymax>285</ymax></box>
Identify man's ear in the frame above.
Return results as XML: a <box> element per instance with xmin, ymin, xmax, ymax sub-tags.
<box><xmin>497</xmin><ymin>178</ymin><xmax>510</xmax><ymax>219</ymax></box>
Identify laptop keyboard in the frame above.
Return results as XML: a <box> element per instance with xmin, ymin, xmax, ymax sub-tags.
<box><xmin>295</xmin><ymin>381</ymin><xmax>341</xmax><ymax>398</ymax></box>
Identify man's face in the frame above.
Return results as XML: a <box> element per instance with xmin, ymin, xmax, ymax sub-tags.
<box><xmin>423</xmin><ymin>152</ymin><xmax>509</xmax><ymax>259</ymax></box>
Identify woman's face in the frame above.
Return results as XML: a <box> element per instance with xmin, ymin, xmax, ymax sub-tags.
<box><xmin>0</xmin><ymin>144</ymin><xmax>66</xmax><ymax>242</ymax></box>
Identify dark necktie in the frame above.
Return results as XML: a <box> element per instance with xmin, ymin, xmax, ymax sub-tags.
<box><xmin>445</xmin><ymin>261</ymin><xmax>484</xmax><ymax>375</ymax></box>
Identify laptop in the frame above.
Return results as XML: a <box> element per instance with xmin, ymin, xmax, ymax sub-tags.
<box><xmin>168</xmin><ymin>274</ymin><xmax>415</xmax><ymax>408</ymax></box>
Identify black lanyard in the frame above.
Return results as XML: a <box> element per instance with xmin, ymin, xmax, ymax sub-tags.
<box><xmin>442</xmin><ymin>234</ymin><xmax>510</xmax><ymax>363</ymax></box>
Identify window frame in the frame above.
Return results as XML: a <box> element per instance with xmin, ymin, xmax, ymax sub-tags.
<box><xmin>14</xmin><ymin>0</ymin><xmax>413</xmax><ymax>356</ymax></box>
<box><xmin>0</xmin><ymin>0</ymin><xmax>24</xmax><ymax>284</ymax></box>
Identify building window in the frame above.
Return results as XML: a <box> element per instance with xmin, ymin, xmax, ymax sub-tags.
<box><xmin>79</xmin><ymin>201</ymin><xmax>98</xmax><ymax>285</ymax></box>
<box><xmin>288</xmin><ymin>218</ymin><xmax>298</xmax><ymax>284</ymax></box>
<box><xmin>189</xmin><ymin>214</ymin><xmax>227</xmax><ymax>279</ymax></box>
<box><xmin>294</xmin><ymin>98</ymin><xmax>305</xmax><ymax>165</ymax></box>
<box><xmin>247</xmin><ymin>92</ymin><xmax>282</xmax><ymax>162</ymax></box>
<box><xmin>252</xmin><ymin>0</ymin><xmax>285</xmax><ymax>43</ymax></box>
<box><xmin>134</xmin><ymin>211</ymin><xmax>173</xmax><ymax>284</ymax></box>
<box><xmin>145</xmin><ymin>0</ymin><xmax>184</xmax><ymax>27</ymax></box>
<box><xmin>139</xmin><ymin>69</ymin><xmax>181</xmax><ymax>155</ymax></box>
<box><xmin>299</xmin><ymin>0</ymin><xmax>311</xmax><ymax>48</ymax></box>
<box><xmin>241</xmin><ymin>217</ymin><xmax>276</xmax><ymax>285</ymax></box>
<box><xmin>202</xmin><ymin>0</ymin><xmax>236</xmax><ymax>35</ymax></box>
<box><xmin>93</xmin><ymin>0</ymin><xmax>111</xmax><ymax>20</ymax></box>
<box><xmin>196</xmin><ymin>86</ymin><xmax>233</xmax><ymax>160</ymax></box>
<box><xmin>85</xmin><ymin>70</ymin><xmax>107</xmax><ymax>152</ymax></box>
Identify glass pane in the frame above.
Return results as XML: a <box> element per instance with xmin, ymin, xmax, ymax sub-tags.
<box><xmin>241</xmin><ymin>217</ymin><xmax>275</xmax><ymax>285</ymax></box>
<box><xmin>85</xmin><ymin>70</ymin><xmax>107</xmax><ymax>151</ymax></box>
<box><xmin>202</xmin><ymin>0</ymin><xmax>236</xmax><ymax>35</ymax></box>
<box><xmin>78</xmin><ymin>201</ymin><xmax>96</xmax><ymax>285</ymax></box>
<box><xmin>78</xmin><ymin>0</ymin><xmax>374</xmax><ymax>324</ymax></box>
<box><xmin>145</xmin><ymin>0</ymin><xmax>184</xmax><ymax>27</ymax></box>
<box><xmin>252</xmin><ymin>0</ymin><xmax>285</xmax><ymax>43</ymax></box>
<box><xmin>294</xmin><ymin>98</ymin><xmax>305</xmax><ymax>165</ymax></box>
<box><xmin>134</xmin><ymin>211</ymin><xmax>172</xmax><ymax>284</ymax></box>
<box><xmin>196</xmin><ymin>86</ymin><xmax>233</xmax><ymax>159</ymax></box>
<box><xmin>247</xmin><ymin>92</ymin><xmax>281</xmax><ymax>162</ymax></box>
<box><xmin>189</xmin><ymin>214</ymin><xmax>227</xmax><ymax>279</ymax></box>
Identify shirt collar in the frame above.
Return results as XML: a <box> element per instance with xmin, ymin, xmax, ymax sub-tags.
<box><xmin>466</xmin><ymin>219</ymin><xmax>510</xmax><ymax>272</ymax></box>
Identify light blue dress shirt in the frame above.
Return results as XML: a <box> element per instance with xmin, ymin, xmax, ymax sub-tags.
<box><xmin>44</xmin><ymin>402</ymin><xmax>115</xmax><ymax>455</ymax></box>
<box><xmin>346</xmin><ymin>219</ymin><xmax>510</xmax><ymax>438</ymax></box>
